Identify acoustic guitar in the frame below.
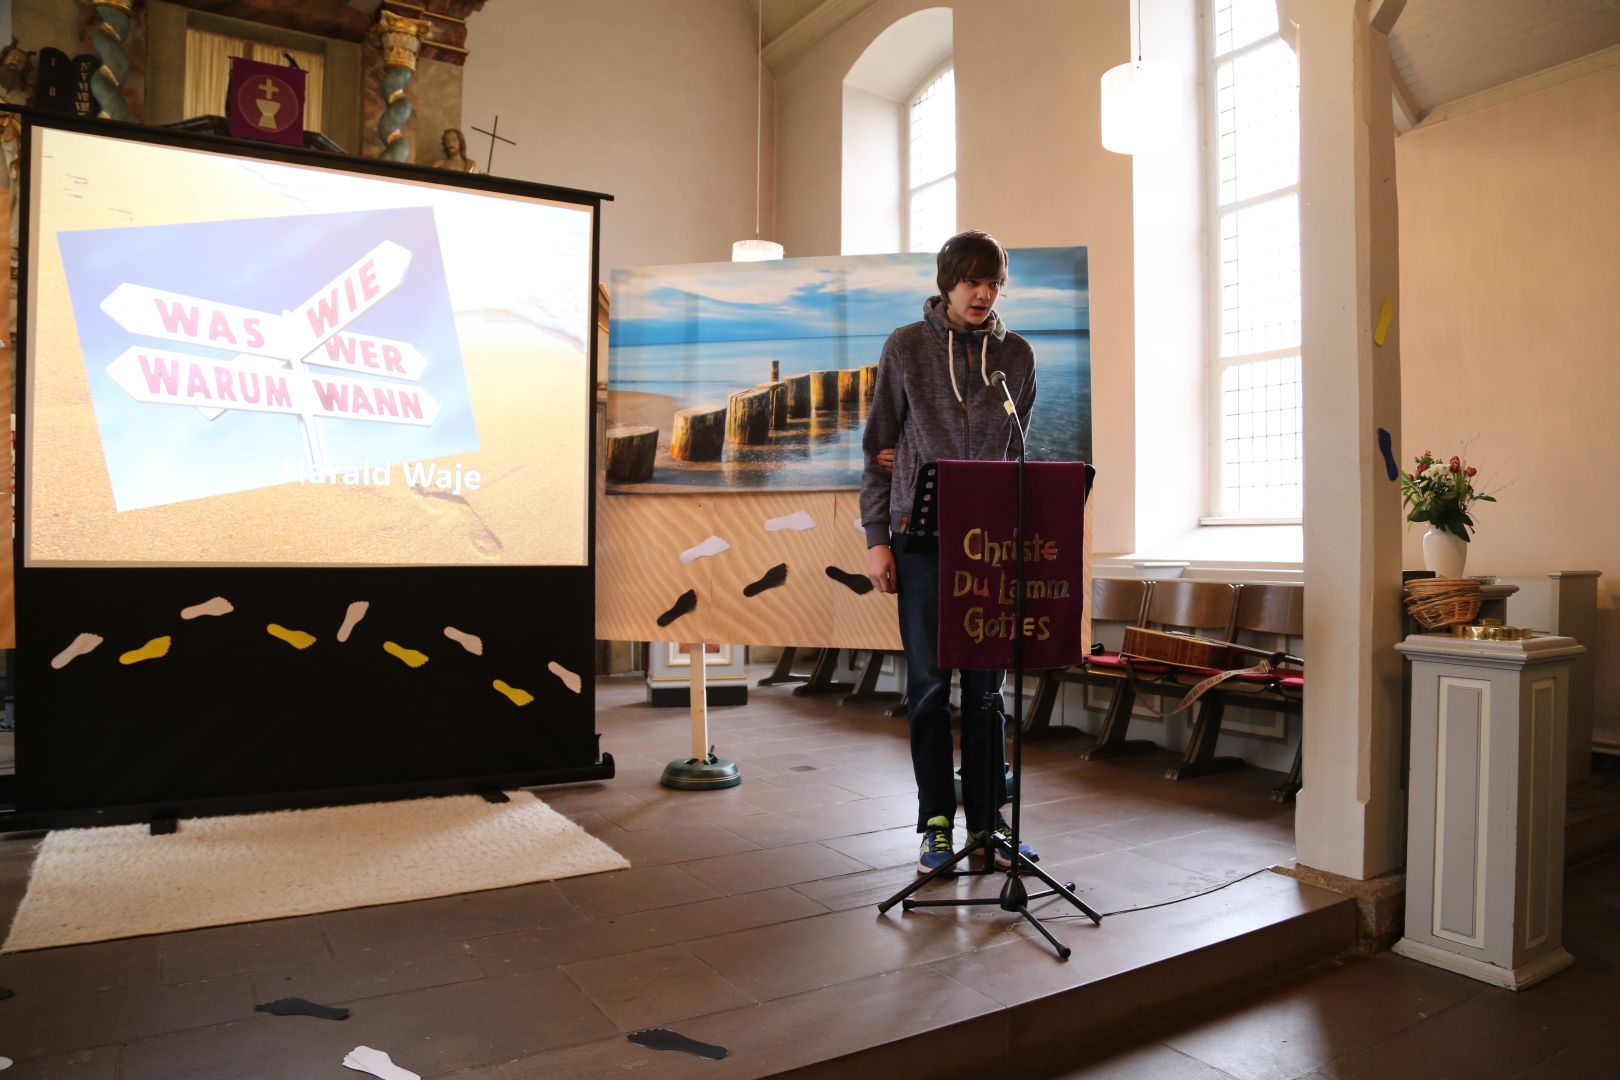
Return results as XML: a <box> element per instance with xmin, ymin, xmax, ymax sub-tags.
<box><xmin>1120</xmin><ymin>627</ymin><xmax>1246</xmax><ymax>673</ymax></box>
<box><xmin>1117</xmin><ymin>627</ymin><xmax>1278</xmax><ymax>719</ymax></box>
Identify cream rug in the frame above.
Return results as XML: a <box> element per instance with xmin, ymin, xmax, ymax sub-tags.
<box><xmin>2</xmin><ymin>792</ymin><xmax>629</xmax><ymax>952</ymax></box>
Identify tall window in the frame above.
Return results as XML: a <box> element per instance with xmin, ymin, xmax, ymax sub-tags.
<box><xmin>907</xmin><ymin>64</ymin><xmax>956</xmax><ymax>253</ymax></box>
<box><xmin>1207</xmin><ymin>0</ymin><xmax>1300</xmax><ymax>519</ymax></box>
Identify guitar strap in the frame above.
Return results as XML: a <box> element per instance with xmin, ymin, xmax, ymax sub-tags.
<box><xmin>1118</xmin><ymin>654</ymin><xmax>1275</xmax><ymax>718</ymax></box>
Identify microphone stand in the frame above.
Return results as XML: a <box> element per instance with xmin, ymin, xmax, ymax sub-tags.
<box><xmin>877</xmin><ymin>372</ymin><xmax>1101</xmax><ymax>960</ymax></box>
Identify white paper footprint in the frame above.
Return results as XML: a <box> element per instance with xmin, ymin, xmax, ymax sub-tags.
<box><xmin>764</xmin><ymin>510</ymin><xmax>816</xmax><ymax>532</ymax></box>
<box><xmin>679</xmin><ymin>535</ymin><xmax>730</xmax><ymax>563</ymax></box>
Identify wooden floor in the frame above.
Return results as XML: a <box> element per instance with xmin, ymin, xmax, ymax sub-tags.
<box><xmin>0</xmin><ymin>670</ymin><xmax>1367</xmax><ymax>1077</ymax></box>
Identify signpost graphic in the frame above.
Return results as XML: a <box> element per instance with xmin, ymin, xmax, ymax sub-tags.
<box><xmin>55</xmin><ymin>206</ymin><xmax>475</xmax><ymax>511</ymax></box>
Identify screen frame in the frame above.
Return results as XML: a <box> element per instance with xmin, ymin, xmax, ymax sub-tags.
<box><xmin>9</xmin><ymin>108</ymin><xmax>615</xmax><ymax>828</ymax></box>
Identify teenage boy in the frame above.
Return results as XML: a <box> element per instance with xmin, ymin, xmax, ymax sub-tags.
<box><xmin>861</xmin><ymin>230</ymin><xmax>1039</xmax><ymax>872</ymax></box>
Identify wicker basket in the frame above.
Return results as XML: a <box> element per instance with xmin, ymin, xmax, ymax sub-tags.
<box><xmin>1404</xmin><ymin>577</ymin><xmax>1482</xmax><ymax>629</ymax></box>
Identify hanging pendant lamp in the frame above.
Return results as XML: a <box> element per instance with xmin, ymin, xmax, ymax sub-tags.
<box><xmin>1100</xmin><ymin>0</ymin><xmax>1177</xmax><ymax>155</ymax></box>
<box><xmin>733</xmin><ymin>0</ymin><xmax>783</xmax><ymax>261</ymax></box>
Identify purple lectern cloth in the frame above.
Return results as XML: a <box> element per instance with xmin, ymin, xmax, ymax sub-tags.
<box><xmin>936</xmin><ymin>459</ymin><xmax>1087</xmax><ymax>671</ymax></box>
<box><xmin>227</xmin><ymin>57</ymin><xmax>307</xmax><ymax>146</ymax></box>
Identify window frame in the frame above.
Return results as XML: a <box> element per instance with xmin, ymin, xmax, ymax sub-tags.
<box><xmin>1200</xmin><ymin>2</ymin><xmax>1303</xmax><ymax>525</ymax></box>
<box><xmin>903</xmin><ymin>58</ymin><xmax>957</xmax><ymax>255</ymax></box>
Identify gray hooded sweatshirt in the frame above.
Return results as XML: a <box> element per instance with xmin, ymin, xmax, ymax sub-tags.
<box><xmin>860</xmin><ymin>295</ymin><xmax>1037</xmax><ymax>548</ymax></box>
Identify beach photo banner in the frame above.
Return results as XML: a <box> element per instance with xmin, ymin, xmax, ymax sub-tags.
<box><xmin>605</xmin><ymin>248</ymin><xmax>1091</xmax><ymax>495</ymax></box>
<box><xmin>25</xmin><ymin>124</ymin><xmax>595</xmax><ymax>568</ymax></box>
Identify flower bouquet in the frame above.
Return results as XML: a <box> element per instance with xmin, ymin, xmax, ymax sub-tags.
<box><xmin>1400</xmin><ymin>449</ymin><xmax>1494</xmax><ymax>542</ymax></box>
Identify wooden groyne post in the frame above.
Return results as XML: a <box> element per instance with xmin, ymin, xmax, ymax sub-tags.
<box><xmin>860</xmin><ymin>364</ymin><xmax>878</xmax><ymax>402</ymax></box>
<box><xmin>605</xmin><ymin>425</ymin><xmax>658</xmax><ymax>482</ymax></box>
<box><xmin>785</xmin><ymin>373</ymin><xmax>811</xmax><ymax>418</ymax></box>
<box><xmin>756</xmin><ymin>380</ymin><xmax>788</xmax><ymax>428</ymax></box>
<box><xmin>837</xmin><ymin>368</ymin><xmax>860</xmax><ymax>404</ymax></box>
<box><xmin>808</xmin><ymin>370</ymin><xmax>839</xmax><ymax>410</ymax></box>
<box><xmin>726</xmin><ymin>387</ymin><xmax>773</xmax><ymax>444</ymax></box>
<box><xmin>672</xmin><ymin>405</ymin><xmax>726</xmax><ymax>461</ymax></box>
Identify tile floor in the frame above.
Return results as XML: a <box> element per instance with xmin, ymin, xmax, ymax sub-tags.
<box><xmin>0</xmin><ymin>669</ymin><xmax>1608</xmax><ymax>1078</ymax></box>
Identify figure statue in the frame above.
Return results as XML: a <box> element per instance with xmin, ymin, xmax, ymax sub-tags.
<box><xmin>432</xmin><ymin>128</ymin><xmax>480</xmax><ymax>174</ymax></box>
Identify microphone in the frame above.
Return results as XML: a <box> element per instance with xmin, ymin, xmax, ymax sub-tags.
<box><xmin>989</xmin><ymin>370</ymin><xmax>1016</xmax><ymax>417</ymax></box>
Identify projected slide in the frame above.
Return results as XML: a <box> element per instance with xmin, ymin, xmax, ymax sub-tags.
<box><xmin>25</xmin><ymin>126</ymin><xmax>593</xmax><ymax>568</ymax></box>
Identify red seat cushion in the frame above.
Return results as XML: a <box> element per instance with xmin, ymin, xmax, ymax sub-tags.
<box><xmin>1085</xmin><ymin>652</ymin><xmax>1168</xmax><ymax>675</ymax></box>
<box><xmin>1229</xmin><ymin>666</ymin><xmax>1303</xmax><ymax>685</ymax></box>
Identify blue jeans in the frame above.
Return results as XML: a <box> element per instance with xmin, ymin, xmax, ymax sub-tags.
<box><xmin>894</xmin><ymin>535</ymin><xmax>1007</xmax><ymax>834</ymax></box>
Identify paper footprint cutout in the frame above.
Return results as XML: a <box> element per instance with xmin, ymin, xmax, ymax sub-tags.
<box><xmin>1374</xmin><ymin>296</ymin><xmax>1394</xmax><ymax>346</ymax></box>
<box><xmin>763</xmin><ymin>510</ymin><xmax>815</xmax><ymax>532</ymax></box>
<box><xmin>444</xmin><ymin>627</ymin><xmax>484</xmax><ymax>655</ymax></box>
<box><xmin>343</xmin><ymin>1045</ymin><xmax>419</xmax><ymax>1080</ymax></box>
<box><xmin>256</xmin><ymin>996</ymin><xmax>350</xmax><ymax>1021</ymax></box>
<box><xmin>383</xmin><ymin>642</ymin><xmax>429</xmax><ymax>668</ymax></box>
<box><xmin>548</xmin><ymin>661</ymin><xmax>583</xmax><ymax>693</ymax></box>
<box><xmin>744</xmin><ymin>563</ymin><xmax>788</xmax><ymax>597</ymax></box>
<box><xmin>493</xmin><ymin>679</ymin><xmax>534</xmax><ymax>706</ymax></box>
<box><xmin>657</xmin><ymin>589</ymin><xmax>698</xmax><ymax>627</ymax></box>
<box><xmin>181</xmin><ymin>596</ymin><xmax>233</xmax><ymax>619</ymax></box>
<box><xmin>337</xmin><ymin>601</ymin><xmax>370</xmax><ymax>643</ymax></box>
<box><xmin>825</xmin><ymin>566</ymin><xmax>874</xmax><ymax>595</ymax></box>
<box><xmin>627</xmin><ymin>1028</ymin><xmax>729</xmax><ymax>1060</ymax></box>
<box><xmin>1377</xmin><ymin>427</ymin><xmax>1399</xmax><ymax>481</ymax></box>
<box><xmin>267</xmin><ymin>624</ymin><xmax>317</xmax><ymax>650</ymax></box>
<box><xmin>52</xmin><ymin>632</ymin><xmax>103</xmax><ymax>669</ymax></box>
<box><xmin>679</xmin><ymin>535</ymin><xmax>730</xmax><ymax>563</ymax></box>
<box><xmin>120</xmin><ymin>636</ymin><xmax>172</xmax><ymax>665</ymax></box>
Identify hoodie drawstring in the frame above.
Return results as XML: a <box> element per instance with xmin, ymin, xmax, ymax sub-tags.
<box><xmin>945</xmin><ymin>329</ymin><xmax>991</xmax><ymax>406</ymax></box>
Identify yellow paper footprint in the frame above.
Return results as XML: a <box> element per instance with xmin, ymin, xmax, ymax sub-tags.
<box><xmin>1374</xmin><ymin>296</ymin><xmax>1394</xmax><ymax>346</ymax></box>
<box><xmin>493</xmin><ymin>679</ymin><xmax>534</xmax><ymax>706</ymax></box>
<box><xmin>119</xmin><ymin>636</ymin><xmax>171</xmax><ymax>665</ymax></box>
<box><xmin>384</xmin><ymin>641</ymin><xmax>429</xmax><ymax>668</ymax></box>
<box><xmin>267</xmin><ymin>624</ymin><xmax>317</xmax><ymax>650</ymax></box>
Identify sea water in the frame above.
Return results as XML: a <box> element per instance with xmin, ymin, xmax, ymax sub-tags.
<box><xmin>606</xmin><ymin>329</ymin><xmax>1091</xmax><ymax>490</ymax></box>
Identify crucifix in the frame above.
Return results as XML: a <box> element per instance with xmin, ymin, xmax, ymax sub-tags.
<box><xmin>471</xmin><ymin>115</ymin><xmax>515</xmax><ymax>174</ymax></box>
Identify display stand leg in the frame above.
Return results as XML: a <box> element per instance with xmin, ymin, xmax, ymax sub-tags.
<box><xmin>1076</xmin><ymin>680</ymin><xmax>1157</xmax><ymax>759</ymax></box>
<box><xmin>1164</xmin><ymin>696</ymin><xmax>1246</xmax><ymax>780</ymax></box>
<box><xmin>1022</xmin><ymin>670</ymin><xmax>1083</xmax><ymax>742</ymax></box>
<box><xmin>791</xmin><ymin>649</ymin><xmax>854</xmax><ymax>696</ymax></box>
<box><xmin>758</xmin><ymin>646</ymin><xmax>810</xmax><ymax>686</ymax></box>
<box><xmin>842</xmin><ymin>650</ymin><xmax>903</xmax><ymax>706</ymax></box>
<box><xmin>660</xmin><ymin>645</ymin><xmax>741</xmax><ymax>790</ymax></box>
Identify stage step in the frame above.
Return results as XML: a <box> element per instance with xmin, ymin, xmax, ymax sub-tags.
<box><xmin>786</xmin><ymin>869</ymin><xmax>1356</xmax><ymax>1078</ymax></box>
<box><xmin>468</xmin><ymin>869</ymin><xmax>1355</xmax><ymax>1079</ymax></box>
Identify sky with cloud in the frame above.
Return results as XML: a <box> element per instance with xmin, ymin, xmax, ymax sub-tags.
<box><xmin>611</xmin><ymin>247</ymin><xmax>1088</xmax><ymax>346</ymax></box>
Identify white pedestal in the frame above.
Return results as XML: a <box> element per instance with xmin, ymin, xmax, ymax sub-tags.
<box><xmin>1392</xmin><ymin>633</ymin><xmax>1585</xmax><ymax>989</ymax></box>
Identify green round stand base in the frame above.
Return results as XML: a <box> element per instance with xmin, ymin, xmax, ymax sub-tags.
<box><xmin>661</xmin><ymin>755</ymin><xmax>742</xmax><ymax>790</ymax></box>
<box><xmin>954</xmin><ymin>764</ymin><xmax>1016</xmax><ymax>805</ymax></box>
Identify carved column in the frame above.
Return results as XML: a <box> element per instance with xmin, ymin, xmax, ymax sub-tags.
<box><xmin>89</xmin><ymin>0</ymin><xmax>134</xmax><ymax>121</ymax></box>
<box><xmin>371</xmin><ymin>9</ymin><xmax>430</xmax><ymax>162</ymax></box>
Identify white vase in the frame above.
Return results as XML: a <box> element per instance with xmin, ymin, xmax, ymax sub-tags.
<box><xmin>1422</xmin><ymin>526</ymin><xmax>1468</xmax><ymax>578</ymax></box>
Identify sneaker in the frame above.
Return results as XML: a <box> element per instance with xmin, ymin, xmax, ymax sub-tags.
<box><xmin>988</xmin><ymin>819</ymin><xmax>1039</xmax><ymax>867</ymax></box>
<box><xmin>918</xmin><ymin>815</ymin><xmax>955</xmax><ymax>872</ymax></box>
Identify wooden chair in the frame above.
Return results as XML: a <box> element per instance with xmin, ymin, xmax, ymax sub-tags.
<box><xmin>1165</xmin><ymin>582</ymin><xmax>1303</xmax><ymax>782</ymax></box>
<box><xmin>1079</xmin><ymin>579</ymin><xmax>1239</xmax><ymax>760</ymax></box>
<box><xmin>1022</xmin><ymin>577</ymin><xmax>1151</xmax><ymax>740</ymax></box>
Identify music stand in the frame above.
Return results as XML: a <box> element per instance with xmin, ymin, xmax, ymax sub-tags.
<box><xmin>876</xmin><ymin>441</ymin><xmax>1102</xmax><ymax>960</ymax></box>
